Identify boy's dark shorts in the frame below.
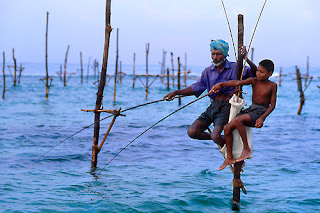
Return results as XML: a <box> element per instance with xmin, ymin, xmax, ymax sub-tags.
<box><xmin>197</xmin><ymin>100</ymin><xmax>231</xmax><ymax>127</ymax></box>
<box><xmin>236</xmin><ymin>103</ymin><xmax>268</xmax><ymax>127</ymax></box>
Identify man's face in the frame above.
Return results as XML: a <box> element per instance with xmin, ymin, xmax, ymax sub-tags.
<box><xmin>211</xmin><ymin>48</ymin><xmax>225</xmax><ymax>66</ymax></box>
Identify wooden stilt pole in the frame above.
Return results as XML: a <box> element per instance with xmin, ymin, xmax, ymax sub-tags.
<box><xmin>87</xmin><ymin>57</ymin><xmax>91</xmax><ymax>83</ymax></box>
<box><xmin>120</xmin><ymin>61</ymin><xmax>122</xmax><ymax>84</ymax></box>
<box><xmin>177</xmin><ymin>57</ymin><xmax>181</xmax><ymax>105</ymax></box>
<box><xmin>232</xmin><ymin>14</ymin><xmax>245</xmax><ymax>210</ymax></box>
<box><xmin>250</xmin><ymin>47</ymin><xmax>254</xmax><ymax>62</ymax></box>
<box><xmin>2</xmin><ymin>52</ymin><xmax>5</xmax><ymax>99</ymax></box>
<box><xmin>279</xmin><ymin>67</ymin><xmax>282</xmax><ymax>86</ymax></box>
<box><xmin>113</xmin><ymin>28</ymin><xmax>119</xmax><ymax>102</ymax></box>
<box><xmin>63</xmin><ymin>45</ymin><xmax>70</xmax><ymax>87</ymax></box>
<box><xmin>145</xmin><ymin>43</ymin><xmax>149</xmax><ymax>99</ymax></box>
<box><xmin>12</xmin><ymin>48</ymin><xmax>17</xmax><ymax>87</ymax></box>
<box><xmin>296</xmin><ymin>66</ymin><xmax>305</xmax><ymax>115</ymax></box>
<box><xmin>80</xmin><ymin>52</ymin><xmax>83</xmax><ymax>84</ymax></box>
<box><xmin>166</xmin><ymin>67</ymin><xmax>170</xmax><ymax>91</ymax></box>
<box><xmin>171</xmin><ymin>52</ymin><xmax>174</xmax><ymax>84</ymax></box>
<box><xmin>184</xmin><ymin>52</ymin><xmax>187</xmax><ymax>87</ymax></box>
<box><xmin>92</xmin><ymin>0</ymin><xmax>112</xmax><ymax>170</ymax></box>
<box><xmin>133</xmin><ymin>53</ymin><xmax>135</xmax><ymax>88</ymax></box>
<box><xmin>45</xmin><ymin>12</ymin><xmax>51</xmax><ymax>99</ymax></box>
<box><xmin>305</xmin><ymin>56</ymin><xmax>309</xmax><ymax>87</ymax></box>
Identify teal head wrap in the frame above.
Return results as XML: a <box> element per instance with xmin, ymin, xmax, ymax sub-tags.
<box><xmin>210</xmin><ymin>39</ymin><xmax>229</xmax><ymax>57</ymax></box>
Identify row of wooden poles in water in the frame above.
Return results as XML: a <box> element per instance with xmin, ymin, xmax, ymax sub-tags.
<box><xmin>1</xmin><ymin>4</ymin><xmax>316</xmax><ymax>209</ymax></box>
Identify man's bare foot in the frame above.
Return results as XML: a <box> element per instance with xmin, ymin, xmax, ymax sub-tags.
<box><xmin>236</xmin><ymin>148</ymin><xmax>252</xmax><ymax>162</ymax></box>
<box><xmin>218</xmin><ymin>158</ymin><xmax>236</xmax><ymax>170</ymax></box>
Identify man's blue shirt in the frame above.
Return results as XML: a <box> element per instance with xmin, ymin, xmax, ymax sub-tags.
<box><xmin>190</xmin><ymin>59</ymin><xmax>252</xmax><ymax>99</ymax></box>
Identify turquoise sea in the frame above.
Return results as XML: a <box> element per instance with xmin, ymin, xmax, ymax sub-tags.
<box><xmin>0</xmin><ymin>63</ymin><xmax>319</xmax><ymax>212</ymax></box>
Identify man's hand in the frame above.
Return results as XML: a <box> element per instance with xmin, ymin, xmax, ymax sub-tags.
<box><xmin>255</xmin><ymin>117</ymin><xmax>264</xmax><ymax>128</ymax></box>
<box><xmin>164</xmin><ymin>91</ymin><xmax>177</xmax><ymax>101</ymax></box>
<box><xmin>209</xmin><ymin>83</ymin><xmax>222</xmax><ymax>94</ymax></box>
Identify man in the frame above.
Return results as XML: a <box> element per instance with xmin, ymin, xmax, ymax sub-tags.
<box><xmin>164</xmin><ymin>39</ymin><xmax>256</xmax><ymax>147</ymax></box>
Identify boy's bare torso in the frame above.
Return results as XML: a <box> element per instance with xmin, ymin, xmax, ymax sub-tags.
<box><xmin>251</xmin><ymin>79</ymin><xmax>276</xmax><ymax>106</ymax></box>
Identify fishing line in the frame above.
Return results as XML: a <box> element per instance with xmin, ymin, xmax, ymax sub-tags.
<box><xmin>220</xmin><ymin>0</ymin><xmax>237</xmax><ymax>60</ymax></box>
<box><xmin>240</xmin><ymin>0</ymin><xmax>268</xmax><ymax>80</ymax></box>
<box><xmin>92</xmin><ymin>92</ymin><xmax>211</xmax><ymax>179</ymax></box>
<box><xmin>32</xmin><ymin>95</ymin><xmax>186</xmax><ymax>166</ymax></box>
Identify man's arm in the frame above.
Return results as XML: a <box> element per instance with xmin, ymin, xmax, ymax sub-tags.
<box><xmin>210</xmin><ymin>78</ymin><xmax>255</xmax><ymax>94</ymax></box>
<box><xmin>255</xmin><ymin>83</ymin><xmax>278</xmax><ymax>128</ymax></box>
<box><xmin>164</xmin><ymin>86</ymin><xmax>196</xmax><ymax>101</ymax></box>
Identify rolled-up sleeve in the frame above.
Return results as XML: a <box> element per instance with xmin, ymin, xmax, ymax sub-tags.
<box><xmin>190</xmin><ymin>73</ymin><xmax>207</xmax><ymax>98</ymax></box>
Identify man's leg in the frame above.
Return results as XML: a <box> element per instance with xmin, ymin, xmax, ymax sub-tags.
<box><xmin>187</xmin><ymin>119</ymin><xmax>211</xmax><ymax>140</ymax></box>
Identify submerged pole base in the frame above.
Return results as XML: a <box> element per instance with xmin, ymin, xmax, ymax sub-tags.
<box><xmin>232</xmin><ymin>200</ymin><xmax>240</xmax><ymax>210</ymax></box>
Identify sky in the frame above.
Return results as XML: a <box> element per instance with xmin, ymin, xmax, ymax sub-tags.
<box><xmin>1</xmin><ymin>0</ymin><xmax>320</xmax><ymax>72</ymax></box>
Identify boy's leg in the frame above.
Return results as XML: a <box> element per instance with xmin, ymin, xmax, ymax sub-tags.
<box><xmin>210</xmin><ymin>125</ymin><xmax>225</xmax><ymax>147</ymax></box>
<box><xmin>233</xmin><ymin>114</ymin><xmax>252</xmax><ymax>162</ymax></box>
<box><xmin>218</xmin><ymin>121</ymin><xmax>237</xmax><ymax>170</ymax></box>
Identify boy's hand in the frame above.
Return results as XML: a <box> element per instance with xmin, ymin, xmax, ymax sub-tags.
<box><xmin>209</xmin><ymin>83</ymin><xmax>222</xmax><ymax>94</ymax></box>
<box><xmin>164</xmin><ymin>91</ymin><xmax>177</xmax><ymax>101</ymax></box>
<box><xmin>255</xmin><ymin>117</ymin><xmax>264</xmax><ymax>128</ymax></box>
<box><xmin>240</xmin><ymin>46</ymin><xmax>248</xmax><ymax>60</ymax></box>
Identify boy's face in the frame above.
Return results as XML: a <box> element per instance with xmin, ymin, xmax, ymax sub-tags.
<box><xmin>256</xmin><ymin>65</ymin><xmax>272</xmax><ymax>80</ymax></box>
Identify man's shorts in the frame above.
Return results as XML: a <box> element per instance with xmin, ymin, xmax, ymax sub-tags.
<box><xmin>236</xmin><ymin>103</ymin><xmax>268</xmax><ymax>127</ymax></box>
<box><xmin>197</xmin><ymin>100</ymin><xmax>231</xmax><ymax>127</ymax></box>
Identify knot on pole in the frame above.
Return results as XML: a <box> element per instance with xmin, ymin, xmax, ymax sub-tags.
<box><xmin>233</xmin><ymin>179</ymin><xmax>247</xmax><ymax>194</ymax></box>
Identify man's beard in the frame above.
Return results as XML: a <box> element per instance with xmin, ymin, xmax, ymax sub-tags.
<box><xmin>212</xmin><ymin>58</ymin><xmax>226</xmax><ymax>67</ymax></box>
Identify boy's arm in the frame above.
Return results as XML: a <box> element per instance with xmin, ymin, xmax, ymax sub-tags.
<box><xmin>210</xmin><ymin>78</ymin><xmax>254</xmax><ymax>94</ymax></box>
<box><xmin>255</xmin><ymin>83</ymin><xmax>278</xmax><ymax>128</ymax></box>
<box><xmin>241</xmin><ymin>46</ymin><xmax>257</xmax><ymax>77</ymax></box>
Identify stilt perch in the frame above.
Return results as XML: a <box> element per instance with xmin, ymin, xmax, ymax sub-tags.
<box><xmin>90</xmin><ymin>0</ymin><xmax>112</xmax><ymax>171</ymax></box>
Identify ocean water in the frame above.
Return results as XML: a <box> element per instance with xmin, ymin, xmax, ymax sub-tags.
<box><xmin>0</xmin><ymin>64</ymin><xmax>320</xmax><ymax>212</ymax></box>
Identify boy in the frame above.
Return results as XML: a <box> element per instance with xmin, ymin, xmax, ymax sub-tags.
<box><xmin>209</xmin><ymin>59</ymin><xmax>277</xmax><ymax>170</ymax></box>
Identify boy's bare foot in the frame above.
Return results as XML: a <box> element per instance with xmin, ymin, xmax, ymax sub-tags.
<box><xmin>236</xmin><ymin>148</ymin><xmax>252</xmax><ymax>162</ymax></box>
<box><xmin>218</xmin><ymin>158</ymin><xmax>236</xmax><ymax>170</ymax></box>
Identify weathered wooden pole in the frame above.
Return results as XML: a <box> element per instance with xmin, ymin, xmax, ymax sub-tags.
<box><xmin>233</xmin><ymin>14</ymin><xmax>245</xmax><ymax>210</ymax></box>
<box><xmin>80</xmin><ymin>52</ymin><xmax>83</xmax><ymax>84</ymax></box>
<box><xmin>63</xmin><ymin>45</ymin><xmax>70</xmax><ymax>87</ymax></box>
<box><xmin>184</xmin><ymin>52</ymin><xmax>187</xmax><ymax>86</ymax></box>
<box><xmin>279</xmin><ymin>66</ymin><xmax>282</xmax><ymax>86</ymax></box>
<box><xmin>12</xmin><ymin>48</ymin><xmax>17</xmax><ymax>87</ymax></box>
<box><xmin>166</xmin><ymin>67</ymin><xmax>170</xmax><ymax>91</ymax></box>
<box><xmin>120</xmin><ymin>61</ymin><xmax>122</xmax><ymax>84</ymax></box>
<box><xmin>132</xmin><ymin>53</ymin><xmax>135</xmax><ymax>88</ymax></box>
<box><xmin>305</xmin><ymin>56</ymin><xmax>309</xmax><ymax>87</ymax></box>
<box><xmin>115</xmin><ymin>28</ymin><xmax>119</xmax><ymax>82</ymax></box>
<box><xmin>171</xmin><ymin>52</ymin><xmax>174</xmax><ymax>84</ymax></box>
<box><xmin>251</xmin><ymin>47</ymin><xmax>254</xmax><ymax>62</ymax></box>
<box><xmin>177</xmin><ymin>57</ymin><xmax>181</xmax><ymax>105</ymax></box>
<box><xmin>113</xmin><ymin>28</ymin><xmax>119</xmax><ymax>102</ymax></box>
<box><xmin>145</xmin><ymin>43</ymin><xmax>149</xmax><ymax>99</ymax></box>
<box><xmin>296</xmin><ymin>66</ymin><xmax>305</xmax><ymax>115</ymax></box>
<box><xmin>87</xmin><ymin>57</ymin><xmax>91</xmax><ymax>83</ymax></box>
<box><xmin>2</xmin><ymin>52</ymin><xmax>5</xmax><ymax>99</ymax></box>
<box><xmin>92</xmin><ymin>0</ymin><xmax>112</xmax><ymax>170</ymax></box>
<box><xmin>45</xmin><ymin>12</ymin><xmax>50</xmax><ymax>99</ymax></box>
<box><xmin>18</xmin><ymin>63</ymin><xmax>23</xmax><ymax>84</ymax></box>
<box><xmin>236</xmin><ymin>14</ymin><xmax>244</xmax><ymax>81</ymax></box>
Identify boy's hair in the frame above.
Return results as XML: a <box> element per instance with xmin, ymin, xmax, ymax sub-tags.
<box><xmin>259</xmin><ymin>59</ymin><xmax>274</xmax><ymax>73</ymax></box>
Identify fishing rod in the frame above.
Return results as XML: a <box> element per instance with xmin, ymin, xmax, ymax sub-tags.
<box><xmin>92</xmin><ymin>92</ymin><xmax>212</xmax><ymax>178</ymax></box>
<box><xmin>220</xmin><ymin>0</ymin><xmax>237</xmax><ymax>60</ymax></box>
<box><xmin>240</xmin><ymin>0</ymin><xmax>268</xmax><ymax>80</ymax></box>
<box><xmin>32</xmin><ymin>95</ymin><xmax>187</xmax><ymax>166</ymax></box>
